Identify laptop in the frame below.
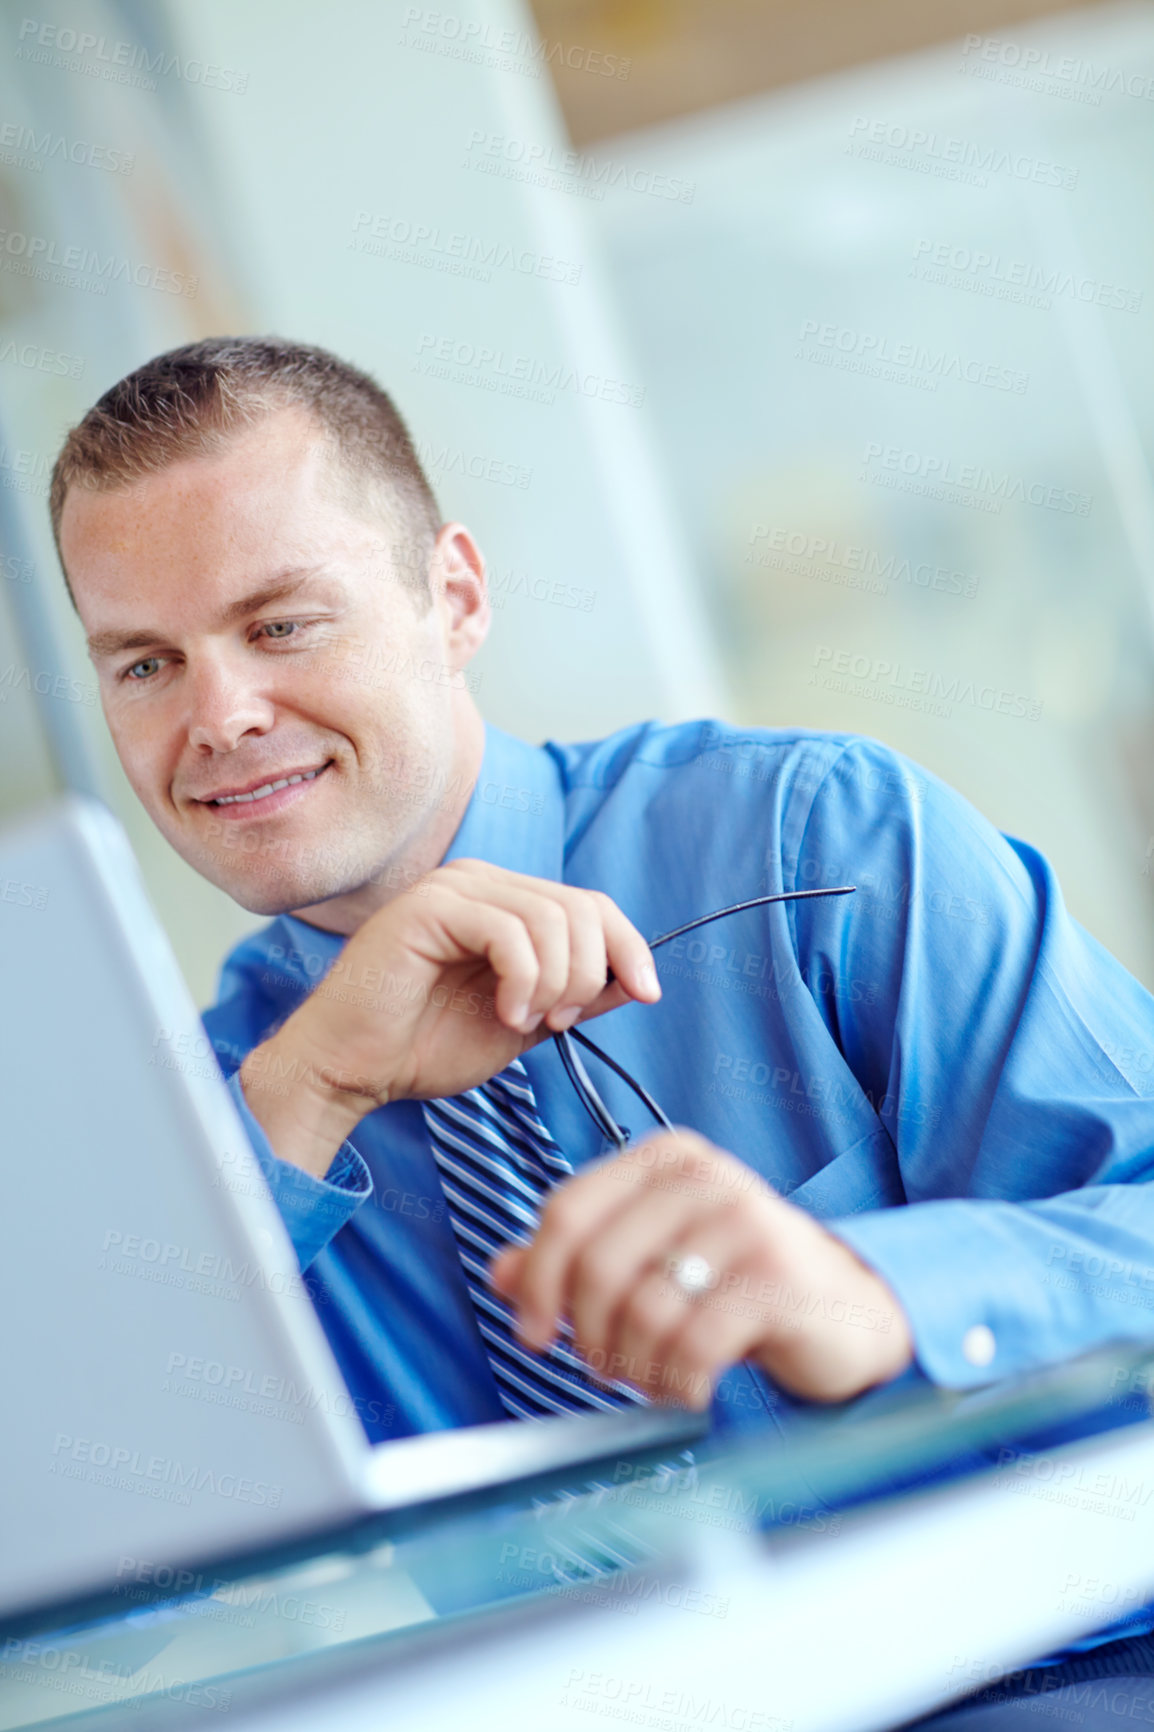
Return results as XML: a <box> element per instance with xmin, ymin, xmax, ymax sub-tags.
<box><xmin>0</xmin><ymin>793</ymin><xmax>707</xmax><ymax>1637</ymax></box>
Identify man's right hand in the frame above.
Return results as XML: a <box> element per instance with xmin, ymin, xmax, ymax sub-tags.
<box><xmin>238</xmin><ymin>858</ymin><xmax>662</xmax><ymax>1178</ymax></box>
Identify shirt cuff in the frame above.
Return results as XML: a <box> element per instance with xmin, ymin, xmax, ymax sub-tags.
<box><xmin>826</xmin><ymin>1199</ymin><xmax>1059</xmax><ymax>1389</ymax></box>
<box><xmin>224</xmin><ymin>1069</ymin><xmax>372</xmax><ymax>1271</ymax></box>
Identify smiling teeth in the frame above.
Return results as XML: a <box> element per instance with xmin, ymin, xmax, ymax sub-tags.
<box><xmin>212</xmin><ymin>767</ymin><xmax>324</xmax><ymax>806</ymax></box>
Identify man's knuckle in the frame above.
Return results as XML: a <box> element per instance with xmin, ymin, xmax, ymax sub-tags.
<box><xmin>541</xmin><ymin>1187</ymin><xmax>582</xmax><ymax>1236</ymax></box>
<box><xmin>570</xmin><ymin>958</ymin><xmax>607</xmax><ymax>999</ymax></box>
<box><xmin>533</xmin><ymin>898</ymin><xmax>570</xmax><ymax>939</ymax></box>
<box><xmin>578</xmin><ymin>1243</ymin><xmax>618</xmax><ymax>1292</ymax></box>
<box><xmin>624</xmin><ymin>1285</ymin><xmax>671</xmax><ymax>1338</ymax></box>
<box><xmin>678</xmin><ymin>1315</ymin><xmax>721</xmax><ymax>1371</ymax></box>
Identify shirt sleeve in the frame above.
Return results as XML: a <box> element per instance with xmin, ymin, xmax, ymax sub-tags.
<box><xmin>224</xmin><ymin>1069</ymin><xmax>372</xmax><ymax>1272</ymax></box>
<box><xmin>782</xmin><ymin>736</ymin><xmax>1154</xmax><ymax>1388</ymax></box>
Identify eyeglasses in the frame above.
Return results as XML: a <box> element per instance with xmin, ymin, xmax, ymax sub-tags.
<box><xmin>552</xmin><ymin>886</ymin><xmax>857</xmax><ymax>1151</ymax></box>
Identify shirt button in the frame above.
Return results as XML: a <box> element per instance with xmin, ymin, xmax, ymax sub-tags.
<box><xmin>962</xmin><ymin>1325</ymin><xmax>996</xmax><ymax>1368</ymax></box>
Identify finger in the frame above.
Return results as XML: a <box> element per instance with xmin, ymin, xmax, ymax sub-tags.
<box><xmin>655</xmin><ymin>1274</ymin><xmax>773</xmax><ymax>1411</ymax></box>
<box><xmin>489</xmin><ymin>1244</ymin><xmax>526</xmax><ymax>1300</ymax></box>
<box><xmin>542</xmin><ymin>891</ymin><xmax>609</xmax><ymax>1034</ymax></box>
<box><xmin>558</xmin><ymin>1131</ymin><xmax>731</xmax><ymax>1357</ymax></box>
<box><xmin>566</xmin><ymin>1180</ymin><xmax>703</xmax><ymax>1367</ymax></box>
<box><xmin>604</xmin><ymin>1263</ymin><xmax>718</xmax><ymax>1406</ymax></box>
<box><xmin>509</xmin><ymin>1164</ymin><xmax>634</xmax><ymax>1350</ymax></box>
<box><xmin>425</xmin><ymin>879</ymin><xmax>625</xmax><ymax>1032</ymax></box>
<box><xmin>615</xmin><ymin>1216</ymin><xmax>767</xmax><ymax>1408</ymax></box>
<box><xmin>588</xmin><ymin>887</ymin><xmax>662</xmax><ymax>1006</ymax></box>
<box><xmin>637</xmin><ymin>1205</ymin><xmax>783</xmax><ymax>1406</ymax></box>
<box><xmin>419</xmin><ymin>890</ymin><xmax>548</xmax><ymax>1033</ymax></box>
<box><xmin>434</xmin><ymin>873</ymin><xmax>604</xmax><ymax>1030</ymax></box>
<box><xmin>501</xmin><ymin>891</ymin><xmax>570</xmax><ymax>1026</ymax></box>
<box><xmin>446</xmin><ymin>863</ymin><xmax>660</xmax><ymax>1011</ymax></box>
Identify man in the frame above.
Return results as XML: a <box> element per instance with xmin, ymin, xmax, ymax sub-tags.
<box><xmin>50</xmin><ymin>336</ymin><xmax>1154</xmax><ymax>1711</ymax></box>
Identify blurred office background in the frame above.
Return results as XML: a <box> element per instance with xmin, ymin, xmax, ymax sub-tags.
<box><xmin>3</xmin><ymin>0</ymin><xmax>1154</xmax><ymax>1005</ymax></box>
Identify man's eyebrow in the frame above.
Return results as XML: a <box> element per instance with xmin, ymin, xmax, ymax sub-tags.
<box><xmin>85</xmin><ymin>570</ymin><xmax>342</xmax><ymax>660</ymax></box>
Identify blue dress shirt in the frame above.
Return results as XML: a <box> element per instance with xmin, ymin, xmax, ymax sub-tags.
<box><xmin>202</xmin><ymin>718</ymin><xmax>1154</xmax><ymax>1453</ymax></box>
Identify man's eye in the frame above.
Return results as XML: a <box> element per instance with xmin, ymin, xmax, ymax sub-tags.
<box><xmin>261</xmin><ymin>620</ymin><xmax>302</xmax><ymax>640</ymax></box>
<box><xmin>125</xmin><ymin>657</ymin><xmax>162</xmax><ymax>681</ymax></box>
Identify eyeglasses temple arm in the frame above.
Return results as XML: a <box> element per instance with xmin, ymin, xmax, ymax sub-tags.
<box><xmin>604</xmin><ymin>884</ymin><xmax>857</xmax><ymax>984</ymax></box>
<box><xmin>565</xmin><ymin>1027</ymin><xmax>675</xmax><ymax>1132</ymax></box>
<box><xmin>554</xmin><ymin>1027</ymin><xmax>628</xmax><ymax>1149</ymax></box>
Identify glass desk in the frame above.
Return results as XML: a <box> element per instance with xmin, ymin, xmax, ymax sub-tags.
<box><xmin>4</xmin><ymin>1340</ymin><xmax>1154</xmax><ymax>1730</ymax></box>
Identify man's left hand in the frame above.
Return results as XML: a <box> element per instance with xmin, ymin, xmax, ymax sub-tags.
<box><xmin>490</xmin><ymin>1130</ymin><xmax>914</xmax><ymax>1407</ymax></box>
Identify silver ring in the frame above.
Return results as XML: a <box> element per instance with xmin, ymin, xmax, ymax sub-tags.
<box><xmin>670</xmin><ymin>1252</ymin><xmax>718</xmax><ymax>1295</ymax></box>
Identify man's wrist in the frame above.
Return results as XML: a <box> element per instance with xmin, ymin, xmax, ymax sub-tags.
<box><xmin>238</xmin><ymin>1026</ymin><xmax>382</xmax><ymax>1180</ymax></box>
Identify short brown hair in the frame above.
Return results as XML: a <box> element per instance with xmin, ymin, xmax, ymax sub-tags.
<box><xmin>49</xmin><ymin>335</ymin><xmax>442</xmax><ymax>610</ymax></box>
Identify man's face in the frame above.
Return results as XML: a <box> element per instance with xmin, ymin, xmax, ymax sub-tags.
<box><xmin>60</xmin><ymin>406</ymin><xmax>486</xmax><ymax>924</ymax></box>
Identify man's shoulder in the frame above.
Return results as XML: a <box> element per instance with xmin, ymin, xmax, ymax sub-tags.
<box><xmin>544</xmin><ymin>716</ymin><xmax>928</xmax><ymax>805</ymax></box>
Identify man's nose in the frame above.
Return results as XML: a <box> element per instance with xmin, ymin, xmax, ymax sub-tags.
<box><xmin>185</xmin><ymin>658</ymin><xmax>276</xmax><ymax>753</ymax></box>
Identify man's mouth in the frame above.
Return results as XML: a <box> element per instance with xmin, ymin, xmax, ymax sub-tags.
<box><xmin>195</xmin><ymin>760</ymin><xmax>333</xmax><ymax>808</ymax></box>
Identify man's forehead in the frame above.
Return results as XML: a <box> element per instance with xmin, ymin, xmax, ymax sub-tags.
<box><xmin>82</xmin><ymin>566</ymin><xmax>357</xmax><ymax>659</ymax></box>
<box><xmin>64</xmin><ymin>473</ymin><xmax>400</xmax><ymax>616</ymax></box>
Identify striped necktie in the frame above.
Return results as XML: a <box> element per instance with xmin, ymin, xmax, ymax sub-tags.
<box><xmin>422</xmin><ymin>1058</ymin><xmax>650</xmax><ymax>1420</ymax></box>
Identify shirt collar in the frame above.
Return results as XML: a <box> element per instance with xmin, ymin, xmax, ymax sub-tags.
<box><xmin>275</xmin><ymin>721</ymin><xmax>565</xmax><ymax>971</ymax></box>
<box><xmin>441</xmin><ymin>720</ymin><xmax>564</xmax><ymax>879</ymax></box>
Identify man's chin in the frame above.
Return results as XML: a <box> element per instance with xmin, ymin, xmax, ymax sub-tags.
<box><xmin>173</xmin><ymin>812</ymin><xmax>348</xmax><ymax>916</ymax></box>
<box><xmin>197</xmin><ymin>854</ymin><xmax>348</xmax><ymax>919</ymax></box>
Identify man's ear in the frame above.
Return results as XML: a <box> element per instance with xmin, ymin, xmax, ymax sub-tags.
<box><xmin>430</xmin><ymin>522</ymin><xmax>490</xmax><ymax>656</ymax></box>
